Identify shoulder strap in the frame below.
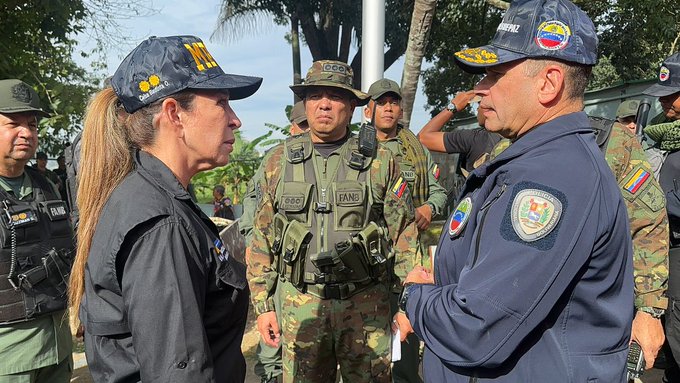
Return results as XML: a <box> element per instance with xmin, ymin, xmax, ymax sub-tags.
<box><xmin>343</xmin><ymin>136</ymin><xmax>372</xmax><ymax>180</ymax></box>
<box><xmin>588</xmin><ymin>116</ymin><xmax>615</xmax><ymax>154</ymax></box>
<box><xmin>284</xmin><ymin>133</ymin><xmax>313</xmax><ymax>182</ymax></box>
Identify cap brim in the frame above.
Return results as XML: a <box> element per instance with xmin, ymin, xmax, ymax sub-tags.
<box><xmin>190</xmin><ymin>73</ymin><xmax>263</xmax><ymax>100</ymax></box>
<box><xmin>454</xmin><ymin>45</ymin><xmax>527</xmax><ymax>74</ymax></box>
<box><xmin>370</xmin><ymin>90</ymin><xmax>402</xmax><ymax>101</ymax></box>
<box><xmin>0</xmin><ymin>106</ymin><xmax>50</xmax><ymax>118</ymax></box>
<box><xmin>643</xmin><ymin>83</ymin><xmax>680</xmax><ymax>97</ymax></box>
<box><xmin>291</xmin><ymin>115</ymin><xmax>308</xmax><ymax>125</ymax></box>
<box><xmin>290</xmin><ymin>83</ymin><xmax>370</xmax><ymax>106</ymax></box>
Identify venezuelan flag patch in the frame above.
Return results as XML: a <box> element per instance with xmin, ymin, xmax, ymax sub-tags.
<box><xmin>392</xmin><ymin>176</ymin><xmax>408</xmax><ymax>198</ymax></box>
<box><xmin>432</xmin><ymin>164</ymin><xmax>440</xmax><ymax>180</ymax></box>
<box><xmin>624</xmin><ymin>168</ymin><xmax>650</xmax><ymax>194</ymax></box>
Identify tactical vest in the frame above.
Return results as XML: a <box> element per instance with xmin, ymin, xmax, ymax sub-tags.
<box><xmin>0</xmin><ymin>167</ymin><xmax>74</xmax><ymax>324</ymax></box>
<box><xmin>272</xmin><ymin>133</ymin><xmax>391</xmax><ymax>299</ymax></box>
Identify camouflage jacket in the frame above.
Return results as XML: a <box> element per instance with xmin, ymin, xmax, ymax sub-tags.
<box><xmin>491</xmin><ymin>122</ymin><xmax>669</xmax><ymax>309</ymax></box>
<box><xmin>247</xmin><ymin>133</ymin><xmax>420</xmax><ymax>315</ymax></box>
<box><xmin>380</xmin><ymin>138</ymin><xmax>447</xmax><ymax>217</ymax></box>
<box><xmin>239</xmin><ymin>150</ymin><xmax>273</xmax><ymax>247</ymax></box>
<box><xmin>606</xmin><ymin>122</ymin><xmax>669</xmax><ymax>310</ymax></box>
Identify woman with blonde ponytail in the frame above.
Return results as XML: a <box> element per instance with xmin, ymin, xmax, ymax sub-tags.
<box><xmin>69</xmin><ymin>35</ymin><xmax>261</xmax><ymax>383</ymax></box>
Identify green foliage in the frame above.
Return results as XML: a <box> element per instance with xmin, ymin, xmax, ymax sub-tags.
<box><xmin>214</xmin><ymin>0</ymin><xmax>415</xmax><ymax>87</ymax></box>
<box><xmin>191</xmin><ymin>130</ymin><xmax>272</xmax><ymax>204</ymax></box>
<box><xmin>0</xmin><ymin>1</ymin><xmax>100</xmax><ymax>156</ymax></box>
<box><xmin>422</xmin><ymin>0</ymin><xmax>680</xmax><ymax>116</ymax></box>
<box><xmin>422</xmin><ymin>0</ymin><xmax>503</xmax><ymax>116</ymax></box>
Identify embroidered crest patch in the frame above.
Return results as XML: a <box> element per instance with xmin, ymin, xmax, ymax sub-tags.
<box><xmin>535</xmin><ymin>20</ymin><xmax>571</xmax><ymax>51</ymax></box>
<box><xmin>449</xmin><ymin>197</ymin><xmax>472</xmax><ymax>237</ymax></box>
<box><xmin>511</xmin><ymin>189</ymin><xmax>562</xmax><ymax>242</ymax></box>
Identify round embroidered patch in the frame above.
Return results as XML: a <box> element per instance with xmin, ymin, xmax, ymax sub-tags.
<box><xmin>449</xmin><ymin>197</ymin><xmax>472</xmax><ymax>237</ymax></box>
<box><xmin>535</xmin><ymin>20</ymin><xmax>571</xmax><ymax>51</ymax></box>
<box><xmin>511</xmin><ymin>189</ymin><xmax>562</xmax><ymax>242</ymax></box>
<box><xmin>660</xmin><ymin>66</ymin><xmax>670</xmax><ymax>82</ymax></box>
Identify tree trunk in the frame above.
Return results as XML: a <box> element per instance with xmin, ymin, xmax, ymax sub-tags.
<box><xmin>400</xmin><ymin>0</ymin><xmax>438</xmax><ymax>130</ymax></box>
<box><xmin>291</xmin><ymin>15</ymin><xmax>302</xmax><ymax>103</ymax></box>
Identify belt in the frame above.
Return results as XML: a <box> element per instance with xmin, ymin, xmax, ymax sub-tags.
<box><xmin>304</xmin><ymin>280</ymin><xmax>377</xmax><ymax>300</ymax></box>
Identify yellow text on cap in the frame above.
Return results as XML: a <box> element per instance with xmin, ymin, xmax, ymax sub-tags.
<box><xmin>184</xmin><ymin>42</ymin><xmax>218</xmax><ymax>71</ymax></box>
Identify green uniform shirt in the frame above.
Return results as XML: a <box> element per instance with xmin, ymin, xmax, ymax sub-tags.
<box><xmin>0</xmin><ymin>171</ymin><xmax>72</xmax><ymax>375</ymax></box>
<box><xmin>247</xmin><ymin>137</ymin><xmax>420</xmax><ymax>315</ymax></box>
<box><xmin>380</xmin><ymin>138</ymin><xmax>447</xmax><ymax>217</ymax></box>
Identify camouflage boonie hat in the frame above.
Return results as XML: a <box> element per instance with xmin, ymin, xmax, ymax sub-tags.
<box><xmin>367</xmin><ymin>79</ymin><xmax>402</xmax><ymax>100</ymax></box>
<box><xmin>616</xmin><ymin>99</ymin><xmax>640</xmax><ymax>119</ymax></box>
<box><xmin>289</xmin><ymin>101</ymin><xmax>307</xmax><ymax>124</ymax></box>
<box><xmin>290</xmin><ymin>60</ymin><xmax>369</xmax><ymax>105</ymax></box>
<box><xmin>0</xmin><ymin>79</ymin><xmax>50</xmax><ymax>118</ymax></box>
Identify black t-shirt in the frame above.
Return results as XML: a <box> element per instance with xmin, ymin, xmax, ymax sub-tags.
<box><xmin>314</xmin><ymin>131</ymin><xmax>351</xmax><ymax>158</ymax></box>
<box><xmin>443</xmin><ymin>127</ymin><xmax>502</xmax><ymax>173</ymax></box>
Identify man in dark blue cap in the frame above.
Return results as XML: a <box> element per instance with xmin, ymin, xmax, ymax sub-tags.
<box><xmin>642</xmin><ymin>52</ymin><xmax>680</xmax><ymax>383</ymax></box>
<box><xmin>393</xmin><ymin>0</ymin><xmax>634</xmax><ymax>381</ymax></box>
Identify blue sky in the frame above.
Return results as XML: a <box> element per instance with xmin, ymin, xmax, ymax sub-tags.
<box><xmin>73</xmin><ymin>0</ymin><xmax>435</xmax><ymax>145</ymax></box>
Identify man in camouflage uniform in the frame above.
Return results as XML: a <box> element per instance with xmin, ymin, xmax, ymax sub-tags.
<box><xmin>364</xmin><ymin>78</ymin><xmax>447</xmax><ymax>383</ymax></box>
<box><xmin>247</xmin><ymin>60</ymin><xmax>419</xmax><ymax>383</ymax></box>
<box><xmin>242</xmin><ymin>102</ymin><xmax>309</xmax><ymax>383</ymax></box>
<box><xmin>616</xmin><ymin>99</ymin><xmax>640</xmax><ymax>135</ymax></box>
<box><xmin>490</xmin><ymin>118</ymin><xmax>669</xmax><ymax>370</ymax></box>
<box><xmin>641</xmin><ymin>52</ymin><xmax>680</xmax><ymax>382</ymax></box>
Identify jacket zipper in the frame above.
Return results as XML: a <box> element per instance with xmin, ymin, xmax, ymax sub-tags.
<box><xmin>467</xmin><ymin>184</ymin><xmax>506</xmax><ymax>383</ymax></box>
<box><xmin>472</xmin><ymin>184</ymin><xmax>507</xmax><ymax>268</ymax></box>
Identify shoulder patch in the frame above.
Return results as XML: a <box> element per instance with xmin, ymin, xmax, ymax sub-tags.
<box><xmin>623</xmin><ymin>167</ymin><xmax>650</xmax><ymax>195</ymax></box>
<box><xmin>638</xmin><ymin>182</ymin><xmax>665</xmax><ymax>212</ymax></box>
<box><xmin>449</xmin><ymin>197</ymin><xmax>472</xmax><ymax>237</ymax></box>
<box><xmin>501</xmin><ymin>181</ymin><xmax>567</xmax><ymax>250</ymax></box>
<box><xmin>511</xmin><ymin>189</ymin><xmax>563</xmax><ymax>242</ymax></box>
<box><xmin>391</xmin><ymin>176</ymin><xmax>407</xmax><ymax>198</ymax></box>
<box><xmin>432</xmin><ymin>164</ymin><xmax>440</xmax><ymax>180</ymax></box>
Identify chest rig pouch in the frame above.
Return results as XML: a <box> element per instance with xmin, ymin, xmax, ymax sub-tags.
<box><xmin>273</xmin><ymin>134</ymin><xmax>390</xmax><ymax>300</ymax></box>
<box><xmin>0</xmin><ymin>170</ymin><xmax>75</xmax><ymax>324</ymax></box>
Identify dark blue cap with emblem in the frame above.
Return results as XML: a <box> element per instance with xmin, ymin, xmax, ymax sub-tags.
<box><xmin>111</xmin><ymin>35</ymin><xmax>263</xmax><ymax>113</ymax></box>
<box><xmin>643</xmin><ymin>52</ymin><xmax>680</xmax><ymax>97</ymax></box>
<box><xmin>454</xmin><ymin>0</ymin><xmax>597</xmax><ymax>74</ymax></box>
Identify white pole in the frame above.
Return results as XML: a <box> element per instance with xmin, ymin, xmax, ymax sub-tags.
<box><xmin>362</xmin><ymin>0</ymin><xmax>385</xmax><ymax>122</ymax></box>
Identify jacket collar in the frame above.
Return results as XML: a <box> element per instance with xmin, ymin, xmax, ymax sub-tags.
<box><xmin>135</xmin><ymin>150</ymin><xmax>193</xmax><ymax>201</ymax></box>
<box><xmin>473</xmin><ymin>112</ymin><xmax>593</xmax><ymax>178</ymax></box>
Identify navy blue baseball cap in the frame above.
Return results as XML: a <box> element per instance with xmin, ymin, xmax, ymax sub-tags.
<box><xmin>111</xmin><ymin>35</ymin><xmax>263</xmax><ymax>113</ymax></box>
<box><xmin>643</xmin><ymin>53</ymin><xmax>680</xmax><ymax>97</ymax></box>
<box><xmin>454</xmin><ymin>0</ymin><xmax>598</xmax><ymax>74</ymax></box>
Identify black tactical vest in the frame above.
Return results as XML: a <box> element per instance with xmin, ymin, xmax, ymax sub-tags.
<box><xmin>0</xmin><ymin>167</ymin><xmax>74</xmax><ymax>324</ymax></box>
<box><xmin>272</xmin><ymin>133</ymin><xmax>391</xmax><ymax>299</ymax></box>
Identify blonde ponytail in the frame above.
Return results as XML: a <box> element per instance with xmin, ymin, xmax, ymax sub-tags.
<box><xmin>69</xmin><ymin>88</ymin><xmax>134</xmax><ymax>315</ymax></box>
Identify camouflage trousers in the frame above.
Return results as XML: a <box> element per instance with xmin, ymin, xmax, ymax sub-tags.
<box><xmin>278</xmin><ymin>280</ymin><xmax>392</xmax><ymax>383</ymax></box>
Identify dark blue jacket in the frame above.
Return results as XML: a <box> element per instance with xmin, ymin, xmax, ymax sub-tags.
<box><xmin>405</xmin><ymin>112</ymin><xmax>634</xmax><ymax>382</ymax></box>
